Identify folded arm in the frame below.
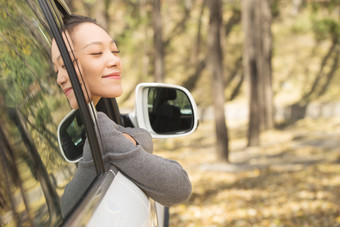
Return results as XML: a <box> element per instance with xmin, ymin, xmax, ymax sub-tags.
<box><xmin>61</xmin><ymin>112</ymin><xmax>192</xmax><ymax>215</ymax></box>
<box><xmin>96</xmin><ymin>112</ymin><xmax>192</xmax><ymax>206</ymax></box>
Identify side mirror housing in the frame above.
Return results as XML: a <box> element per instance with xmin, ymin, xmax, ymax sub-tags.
<box><xmin>57</xmin><ymin>109</ymin><xmax>85</xmax><ymax>163</ymax></box>
<box><xmin>57</xmin><ymin>83</ymin><xmax>199</xmax><ymax>163</ymax></box>
<box><xmin>131</xmin><ymin>83</ymin><xmax>199</xmax><ymax>138</ymax></box>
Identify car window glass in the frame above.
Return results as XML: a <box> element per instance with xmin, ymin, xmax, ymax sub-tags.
<box><xmin>0</xmin><ymin>0</ymin><xmax>96</xmax><ymax>225</ymax></box>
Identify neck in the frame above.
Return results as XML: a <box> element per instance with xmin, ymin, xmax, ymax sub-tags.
<box><xmin>93</xmin><ymin>96</ymin><xmax>101</xmax><ymax>106</ymax></box>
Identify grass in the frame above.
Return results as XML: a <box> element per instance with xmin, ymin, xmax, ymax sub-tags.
<box><xmin>154</xmin><ymin>116</ymin><xmax>340</xmax><ymax>226</ymax></box>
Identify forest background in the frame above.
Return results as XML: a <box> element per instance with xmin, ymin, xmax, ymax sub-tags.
<box><xmin>66</xmin><ymin>0</ymin><xmax>339</xmax><ymax>226</ymax></box>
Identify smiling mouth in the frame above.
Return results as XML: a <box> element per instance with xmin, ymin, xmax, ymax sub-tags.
<box><xmin>64</xmin><ymin>87</ymin><xmax>73</xmax><ymax>96</ymax></box>
<box><xmin>102</xmin><ymin>72</ymin><xmax>121</xmax><ymax>79</ymax></box>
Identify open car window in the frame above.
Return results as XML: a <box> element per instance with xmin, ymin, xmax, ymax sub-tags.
<box><xmin>0</xmin><ymin>0</ymin><xmax>97</xmax><ymax>225</ymax></box>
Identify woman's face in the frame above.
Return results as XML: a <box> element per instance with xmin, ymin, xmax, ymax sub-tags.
<box><xmin>51</xmin><ymin>32</ymin><xmax>89</xmax><ymax>109</ymax></box>
<box><xmin>51</xmin><ymin>23</ymin><xmax>123</xmax><ymax>109</ymax></box>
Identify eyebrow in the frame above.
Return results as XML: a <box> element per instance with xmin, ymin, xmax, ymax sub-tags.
<box><xmin>81</xmin><ymin>40</ymin><xmax>116</xmax><ymax>50</ymax></box>
<box><xmin>53</xmin><ymin>50</ymin><xmax>77</xmax><ymax>65</ymax></box>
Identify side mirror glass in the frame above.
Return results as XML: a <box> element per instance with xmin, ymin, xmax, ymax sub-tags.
<box><xmin>133</xmin><ymin>83</ymin><xmax>199</xmax><ymax>138</ymax></box>
<box><xmin>57</xmin><ymin>109</ymin><xmax>86</xmax><ymax>163</ymax></box>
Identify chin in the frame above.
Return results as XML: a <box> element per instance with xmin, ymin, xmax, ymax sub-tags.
<box><xmin>70</xmin><ymin>102</ymin><xmax>79</xmax><ymax>110</ymax></box>
<box><xmin>115</xmin><ymin>89</ymin><xmax>123</xmax><ymax>97</ymax></box>
<box><xmin>107</xmin><ymin>88</ymin><xmax>123</xmax><ymax>98</ymax></box>
<box><xmin>105</xmin><ymin>92</ymin><xmax>123</xmax><ymax>98</ymax></box>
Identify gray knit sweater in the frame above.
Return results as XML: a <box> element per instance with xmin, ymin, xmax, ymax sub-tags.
<box><xmin>61</xmin><ymin>112</ymin><xmax>192</xmax><ymax>216</ymax></box>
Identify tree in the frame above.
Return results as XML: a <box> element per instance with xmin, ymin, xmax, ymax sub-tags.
<box><xmin>288</xmin><ymin>0</ymin><xmax>339</xmax><ymax>121</ymax></box>
<box><xmin>242</xmin><ymin>0</ymin><xmax>273</xmax><ymax>146</ymax></box>
<box><xmin>93</xmin><ymin>0</ymin><xmax>110</xmax><ymax>31</ymax></box>
<box><xmin>0</xmin><ymin>2</ymin><xmax>66</xmax><ymax>223</ymax></box>
<box><xmin>182</xmin><ymin>0</ymin><xmax>207</xmax><ymax>91</ymax></box>
<box><xmin>0</xmin><ymin>115</ymin><xmax>34</xmax><ymax>226</ymax></box>
<box><xmin>7</xmin><ymin>108</ymin><xmax>61</xmax><ymax>224</ymax></box>
<box><xmin>152</xmin><ymin>0</ymin><xmax>165</xmax><ymax>82</ymax></box>
<box><xmin>207</xmin><ymin>0</ymin><xmax>229</xmax><ymax>161</ymax></box>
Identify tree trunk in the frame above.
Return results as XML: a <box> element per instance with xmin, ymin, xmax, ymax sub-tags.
<box><xmin>93</xmin><ymin>0</ymin><xmax>109</xmax><ymax>31</ymax></box>
<box><xmin>152</xmin><ymin>0</ymin><xmax>165</xmax><ymax>82</ymax></box>
<box><xmin>258</xmin><ymin>0</ymin><xmax>274</xmax><ymax>130</ymax></box>
<box><xmin>208</xmin><ymin>0</ymin><xmax>229</xmax><ymax>161</ymax></box>
<box><xmin>291</xmin><ymin>0</ymin><xmax>303</xmax><ymax>16</ymax></box>
<box><xmin>243</xmin><ymin>0</ymin><xmax>260</xmax><ymax>146</ymax></box>
<box><xmin>0</xmin><ymin>122</ymin><xmax>34</xmax><ymax>226</ymax></box>
<box><xmin>242</xmin><ymin>0</ymin><xmax>273</xmax><ymax>146</ymax></box>
<box><xmin>193</xmin><ymin>0</ymin><xmax>206</xmax><ymax>63</ymax></box>
<box><xmin>7</xmin><ymin>108</ymin><xmax>61</xmax><ymax>224</ymax></box>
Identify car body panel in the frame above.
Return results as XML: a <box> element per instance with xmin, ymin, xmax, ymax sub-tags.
<box><xmin>87</xmin><ymin>171</ymin><xmax>151</xmax><ymax>227</ymax></box>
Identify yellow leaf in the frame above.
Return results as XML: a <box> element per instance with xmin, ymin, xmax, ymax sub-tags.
<box><xmin>336</xmin><ymin>216</ymin><xmax>340</xmax><ymax>223</ymax></box>
<box><xmin>23</xmin><ymin>46</ymin><xmax>31</xmax><ymax>56</ymax></box>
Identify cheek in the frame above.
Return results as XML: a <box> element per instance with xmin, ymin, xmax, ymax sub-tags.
<box><xmin>79</xmin><ymin>57</ymin><xmax>101</xmax><ymax>75</ymax></box>
<box><xmin>77</xmin><ymin>59</ymin><xmax>99</xmax><ymax>84</ymax></box>
<box><xmin>68</xmin><ymin>82</ymin><xmax>92</xmax><ymax>109</ymax></box>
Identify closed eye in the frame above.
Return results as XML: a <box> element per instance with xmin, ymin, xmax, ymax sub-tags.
<box><xmin>55</xmin><ymin>65</ymin><xmax>64</xmax><ymax>76</ymax></box>
<box><xmin>55</xmin><ymin>65</ymin><xmax>65</xmax><ymax>74</ymax></box>
<box><xmin>90</xmin><ymin>52</ymin><xmax>102</xmax><ymax>55</ymax></box>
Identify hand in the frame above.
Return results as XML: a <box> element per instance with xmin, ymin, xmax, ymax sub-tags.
<box><xmin>122</xmin><ymin>133</ymin><xmax>137</xmax><ymax>146</ymax></box>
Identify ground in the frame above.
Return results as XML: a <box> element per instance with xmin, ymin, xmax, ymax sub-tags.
<box><xmin>154</xmin><ymin>116</ymin><xmax>340</xmax><ymax>227</ymax></box>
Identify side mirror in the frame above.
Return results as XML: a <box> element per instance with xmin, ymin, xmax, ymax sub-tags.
<box><xmin>57</xmin><ymin>83</ymin><xmax>199</xmax><ymax>163</ymax></box>
<box><xmin>57</xmin><ymin>109</ymin><xmax>85</xmax><ymax>163</ymax></box>
<box><xmin>131</xmin><ymin>83</ymin><xmax>199</xmax><ymax>138</ymax></box>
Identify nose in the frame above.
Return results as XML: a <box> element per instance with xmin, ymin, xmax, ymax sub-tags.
<box><xmin>106</xmin><ymin>52</ymin><xmax>120</xmax><ymax>68</ymax></box>
<box><xmin>56</xmin><ymin>69</ymin><xmax>68</xmax><ymax>86</ymax></box>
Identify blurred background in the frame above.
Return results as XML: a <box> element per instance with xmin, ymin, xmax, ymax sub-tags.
<box><xmin>67</xmin><ymin>0</ymin><xmax>339</xmax><ymax>226</ymax></box>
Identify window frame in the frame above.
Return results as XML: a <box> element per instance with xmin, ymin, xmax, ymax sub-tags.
<box><xmin>37</xmin><ymin>2</ymin><xmax>169</xmax><ymax>226</ymax></box>
<box><xmin>38</xmin><ymin>0</ymin><xmax>106</xmax><ymax>174</ymax></box>
<box><xmin>38</xmin><ymin>0</ymin><xmax>118</xmax><ymax>223</ymax></box>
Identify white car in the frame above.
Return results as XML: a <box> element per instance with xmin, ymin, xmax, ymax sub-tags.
<box><xmin>57</xmin><ymin>83</ymin><xmax>198</xmax><ymax>227</ymax></box>
<box><xmin>0</xmin><ymin>0</ymin><xmax>198</xmax><ymax>226</ymax></box>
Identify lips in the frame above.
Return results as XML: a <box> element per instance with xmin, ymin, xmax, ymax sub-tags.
<box><xmin>102</xmin><ymin>72</ymin><xmax>121</xmax><ymax>79</ymax></box>
<box><xmin>63</xmin><ymin>87</ymin><xmax>73</xmax><ymax>96</ymax></box>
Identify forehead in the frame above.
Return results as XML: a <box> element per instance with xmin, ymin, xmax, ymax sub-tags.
<box><xmin>71</xmin><ymin>23</ymin><xmax>112</xmax><ymax>49</ymax></box>
<box><xmin>51</xmin><ymin>31</ymin><xmax>75</xmax><ymax>63</ymax></box>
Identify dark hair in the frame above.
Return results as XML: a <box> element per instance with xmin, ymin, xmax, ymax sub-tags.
<box><xmin>62</xmin><ymin>14</ymin><xmax>99</xmax><ymax>35</ymax></box>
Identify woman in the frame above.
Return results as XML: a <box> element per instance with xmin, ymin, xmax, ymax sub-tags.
<box><xmin>51</xmin><ymin>14</ymin><xmax>192</xmax><ymax>216</ymax></box>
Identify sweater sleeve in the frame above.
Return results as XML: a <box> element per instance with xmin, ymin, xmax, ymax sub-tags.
<box><xmin>95</xmin><ymin>112</ymin><xmax>192</xmax><ymax>206</ymax></box>
<box><xmin>116</xmin><ymin>125</ymin><xmax>153</xmax><ymax>154</ymax></box>
<box><xmin>61</xmin><ymin>111</ymin><xmax>192</xmax><ymax>215</ymax></box>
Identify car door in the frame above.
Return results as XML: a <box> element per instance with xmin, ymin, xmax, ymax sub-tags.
<box><xmin>0</xmin><ymin>0</ymin><xmax>91</xmax><ymax>226</ymax></box>
<box><xmin>0</xmin><ymin>0</ymin><xmax>150</xmax><ymax>226</ymax></box>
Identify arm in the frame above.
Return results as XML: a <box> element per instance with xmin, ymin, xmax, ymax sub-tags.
<box><xmin>61</xmin><ymin>112</ymin><xmax>191</xmax><ymax>215</ymax></box>
<box><xmin>95</xmin><ymin>112</ymin><xmax>192</xmax><ymax>206</ymax></box>
<box><xmin>117</xmin><ymin>125</ymin><xmax>153</xmax><ymax>154</ymax></box>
